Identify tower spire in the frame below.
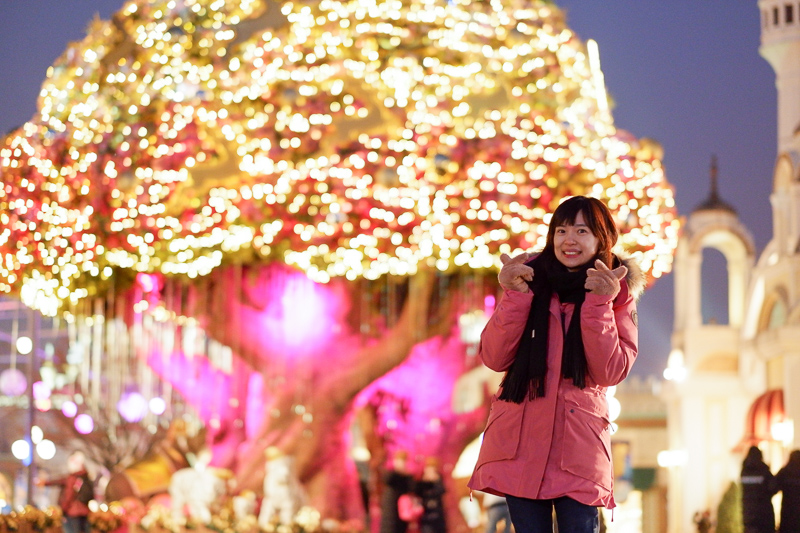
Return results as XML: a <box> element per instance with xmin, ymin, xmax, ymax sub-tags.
<box><xmin>709</xmin><ymin>154</ymin><xmax>719</xmax><ymax>201</ymax></box>
<box><xmin>693</xmin><ymin>154</ymin><xmax>736</xmax><ymax>214</ymax></box>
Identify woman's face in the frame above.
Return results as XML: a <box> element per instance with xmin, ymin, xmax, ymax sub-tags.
<box><xmin>553</xmin><ymin>211</ymin><xmax>599</xmax><ymax>271</ymax></box>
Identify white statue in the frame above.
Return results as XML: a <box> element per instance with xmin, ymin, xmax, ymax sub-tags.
<box><xmin>258</xmin><ymin>447</ymin><xmax>306</xmax><ymax>528</ymax></box>
<box><xmin>169</xmin><ymin>449</ymin><xmax>227</xmax><ymax>525</ymax></box>
<box><xmin>233</xmin><ymin>490</ymin><xmax>257</xmax><ymax>521</ymax></box>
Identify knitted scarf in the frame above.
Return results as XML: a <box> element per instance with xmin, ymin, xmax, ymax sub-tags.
<box><xmin>498</xmin><ymin>253</ymin><xmax>592</xmax><ymax>403</ymax></box>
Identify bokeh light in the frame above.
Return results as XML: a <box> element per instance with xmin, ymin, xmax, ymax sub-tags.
<box><xmin>0</xmin><ymin>0</ymin><xmax>678</xmax><ymax>316</ymax></box>
<box><xmin>61</xmin><ymin>400</ymin><xmax>78</xmax><ymax>417</ymax></box>
<box><xmin>0</xmin><ymin>368</ymin><xmax>27</xmax><ymax>396</ymax></box>
<box><xmin>149</xmin><ymin>396</ymin><xmax>166</xmax><ymax>415</ymax></box>
<box><xmin>11</xmin><ymin>440</ymin><xmax>31</xmax><ymax>462</ymax></box>
<box><xmin>32</xmin><ymin>381</ymin><xmax>51</xmax><ymax>400</ymax></box>
<box><xmin>117</xmin><ymin>391</ymin><xmax>149</xmax><ymax>422</ymax></box>
<box><xmin>15</xmin><ymin>337</ymin><xmax>32</xmax><ymax>355</ymax></box>
<box><xmin>74</xmin><ymin>413</ymin><xmax>94</xmax><ymax>434</ymax></box>
<box><xmin>36</xmin><ymin>439</ymin><xmax>57</xmax><ymax>460</ymax></box>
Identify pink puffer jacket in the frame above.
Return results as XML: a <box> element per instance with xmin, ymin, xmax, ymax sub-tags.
<box><xmin>468</xmin><ymin>260</ymin><xmax>641</xmax><ymax>509</ymax></box>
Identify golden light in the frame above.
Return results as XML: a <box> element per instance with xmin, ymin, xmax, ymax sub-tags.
<box><xmin>0</xmin><ymin>0</ymin><xmax>679</xmax><ymax>315</ymax></box>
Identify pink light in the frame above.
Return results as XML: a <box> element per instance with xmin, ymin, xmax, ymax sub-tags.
<box><xmin>117</xmin><ymin>392</ymin><xmax>148</xmax><ymax>422</ymax></box>
<box><xmin>74</xmin><ymin>414</ymin><xmax>94</xmax><ymax>434</ymax></box>
<box><xmin>262</xmin><ymin>269</ymin><xmax>339</xmax><ymax>354</ymax></box>
<box><xmin>146</xmin><ymin>350</ymin><xmax>234</xmax><ymax>423</ymax></box>
<box><xmin>61</xmin><ymin>400</ymin><xmax>78</xmax><ymax>418</ymax></box>
<box><xmin>356</xmin><ymin>331</ymin><xmax>467</xmax><ymax>462</ymax></box>
<box><xmin>0</xmin><ymin>368</ymin><xmax>27</xmax><ymax>396</ymax></box>
<box><xmin>32</xmin><ymin>381</ymin><xmax>51</xmax><ymax>401</ymax></box>
<box><xmin>137</xmin><ymin>273</ymin><xmax>159</xmax><ymax>293</ymax></box>
<box><xmin>484</xmin><ymin>294</ymin><xmax>496</xmax><ymax>313</ymax></box>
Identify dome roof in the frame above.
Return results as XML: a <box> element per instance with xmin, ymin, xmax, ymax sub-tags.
<box><xmin>693</xmin><ymin>155</ymin><xmax>737</xmax><ymax>214</ymax></box>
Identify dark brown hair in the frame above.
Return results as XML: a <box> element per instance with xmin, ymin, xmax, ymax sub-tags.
<box><xmin>542</xmin><ymin>196</ymin><xmax>618</xmax><ymax>268</ymax></box>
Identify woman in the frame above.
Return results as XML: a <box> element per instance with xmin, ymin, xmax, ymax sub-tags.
<box><xmin>468</xmin><ymin>196</ymin><xmax>644</xmax><ymax>533</ymax></box>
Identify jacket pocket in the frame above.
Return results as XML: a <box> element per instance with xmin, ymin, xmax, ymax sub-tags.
<box><xmin>561</xmin><ymin>400</ymin><xmax>612</xmax><ymax>490</ymax></box>
<box><xmin>476</xmin><ymin>397</ymin><xmax>524</xmax><ymax>464</ymax></box>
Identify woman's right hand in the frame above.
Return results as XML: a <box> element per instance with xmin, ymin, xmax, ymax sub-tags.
<box><xmin>498</xmin><ymin>252</ymin><xmax>533</xmax><ymax>292</ymax></box>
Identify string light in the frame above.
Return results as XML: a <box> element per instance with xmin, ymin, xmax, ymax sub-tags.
<box><xmin>0</xmin><ymin>0</ymin><xmax>678</xmax><ymax>315</ymax></box>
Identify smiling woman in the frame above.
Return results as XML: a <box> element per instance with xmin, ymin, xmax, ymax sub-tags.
<box><xmin>469</xmin><ymin>196</ymin><xmax>644</xmax><ymax>533</ymax></box>
<box><xmin>554</xmin><ymin>213</ymin><xmax>599</xmax><ymax>271</ymax></box>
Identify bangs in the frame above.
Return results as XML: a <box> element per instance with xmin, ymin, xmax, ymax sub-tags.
<box><xmin>545</xmin><ymin>196</ymin><xmax>618</xmax><ymax>261</ymax></box>
<box><xmin>550</xmin><ymin>198</ymin><xmax>585</xmax><ymax>227</ymax></box>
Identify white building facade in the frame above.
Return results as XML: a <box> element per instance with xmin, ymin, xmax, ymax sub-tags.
<box><xmin>663</xmin><ymin>2</ymin><xmax>800</xmax><ymax>531</ymax></box>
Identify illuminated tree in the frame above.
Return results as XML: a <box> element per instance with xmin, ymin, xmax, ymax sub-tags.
<box><xmin>0</xmin><ymin>0</ymin><xmax>678</xmax><ymax>528</ymax></box>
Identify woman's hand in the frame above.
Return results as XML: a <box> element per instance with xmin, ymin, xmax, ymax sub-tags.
<box><xmin>498</xmin><ymin>252</ymin><xmax>534</xmax><ymax>293</ymax></box>
<box><xmin>585</xmin><ymin>259</ymin><xmax>627</xmax><ymax>296</ymax></box>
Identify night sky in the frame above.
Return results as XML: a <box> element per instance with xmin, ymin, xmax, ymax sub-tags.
<box><xmin>0</xmin><ymin>1</ymin><xmax>778</xmax><ymax>378</ymax></box>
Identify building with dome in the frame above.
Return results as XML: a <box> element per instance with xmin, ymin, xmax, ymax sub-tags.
<box><xmin>662</xmin><ymin>1</ymin><xmax>800</xmax><ymax>531</ymax></box>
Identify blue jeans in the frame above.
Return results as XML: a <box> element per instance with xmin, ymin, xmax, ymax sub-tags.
<box><xmin>506</xmin><ymin>495</ymin><xmax>598</xmax><ymax>533</ymax></box>
<box><xmin>63</xmin><ymin>516</ymin><xmax>89</xmax><ymax>533</ymax></box>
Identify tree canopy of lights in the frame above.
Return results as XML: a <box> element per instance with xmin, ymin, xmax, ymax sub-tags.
<box><xmin>0</xmin><ymin>0</ymin><xmax>679</xmax><ymax>316</ymax></box>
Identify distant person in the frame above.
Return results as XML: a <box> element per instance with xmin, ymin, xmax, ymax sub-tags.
<box><xmin>40</xmin><ymin>451</ymin><xmax>93</xmax><ymax>533</ymax></box>
<box><xmin>740</xmin><ymin>446</ymin><xmax>777</xmax><ymax>533</ymax></box>
<box><xmin>775</xmin><ymin>450</ymin><xmax>800</xmax><ymax>533</ymax></box>
<box><xmin>693</xmin><ymin>510</ymin><xmax>712</xmax><ymax>533</ymax></box>
<box><xmin>416</xmin><ymin>458</ymin><xmax>446</xmax><ymax>533</ymax></box>
<box><xmin>381</xmin><ymin>450</ymin><xmax>415</xmax><ymax>533</ymax></box>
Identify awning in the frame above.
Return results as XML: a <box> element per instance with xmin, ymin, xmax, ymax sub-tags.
<box><xmin>735</xmin><ymin>389</ymin><xmax>785</xmax><ymax>451</ymax></box>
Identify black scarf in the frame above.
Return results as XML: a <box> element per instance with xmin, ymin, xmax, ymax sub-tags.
<box><xmin>498</xmin><ymin>253</ymin><xmax>592</xmax><ymax>403</ymax></box>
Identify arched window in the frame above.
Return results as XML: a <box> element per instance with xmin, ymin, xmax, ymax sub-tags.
<box><xmin>768</xmin><ymin>299</ymin><xmax>787</xmax><ymax>329</ymax></box>
<box><xmin>701</xmin><ymin>248</ymin><xmax>729</xmax><ymax>325</ymax></box>
<box><xmin>760</xmin><ymin>292</ymin><xmax>788</xmax><ymax>331</ymax></box>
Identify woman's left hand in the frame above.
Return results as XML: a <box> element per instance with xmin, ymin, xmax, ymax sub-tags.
<box><xmin>585</xmin><ymin>259</ymin><xmax>628</xmax><ymax>296</ymax></box>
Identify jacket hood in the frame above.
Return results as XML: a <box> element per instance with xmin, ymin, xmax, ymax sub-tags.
<box><xmin>618</xmin><ymin>254</ymin><xmax>646</xmax><ymax>301</ymax></box>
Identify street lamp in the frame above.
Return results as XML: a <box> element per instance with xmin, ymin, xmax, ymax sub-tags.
<box><xmin>772</xmin><ymin>420</ymin><xmax>794</xmax><ymax>446</ymax></box>
<box><xmin>657</xmin><ymin>449</ymin><xmax>688</xmax><ymax>468</ymax></box>
<box><xmin>663</xmin><ymin>348</ymin><xmax>687</xmax><ymax>382</ymax></box>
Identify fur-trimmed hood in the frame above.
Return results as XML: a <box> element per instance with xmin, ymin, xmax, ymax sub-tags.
<box><xmin>618</xmin><ymin>253</ymin><xmax>646</xmax><ymax>301</ymax></box>
<box><xmin>521</xmin><ymin>251</ymin><xmax>646</xmax><ymax>301</ymax></box>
